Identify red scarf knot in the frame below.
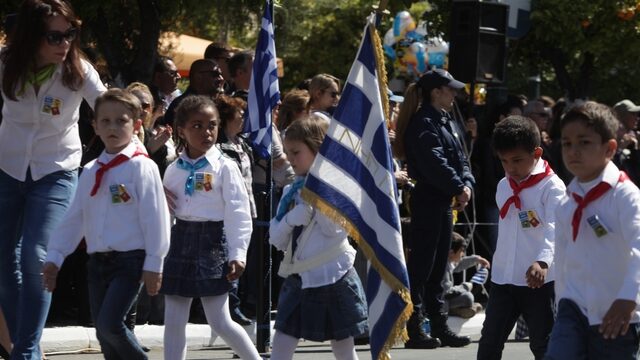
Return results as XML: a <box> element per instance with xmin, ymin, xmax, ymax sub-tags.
<box><xmin>570</xmin><ymin>171</ymin><xmax>628</xmax><ymax>241</ymax></box>
<box><xmin>499</xmin><ymin>161</ymin><xmax>553</xmax><ymax>219</ymax></box>
<box><xmin>90</xmin><ymin>149</ymin><xmax>147</xmax><ymax>196</ymax></box>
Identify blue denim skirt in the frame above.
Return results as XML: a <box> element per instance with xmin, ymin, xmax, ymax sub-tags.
<box><xmin>161</xmin><ymin>219</ymin><xmax>230</xmax><ymax>297</ymax></box>
<box><xmin>274</xmin><ymin>268</ymin><xmax>368</xmax><ymax>342</ymax></box>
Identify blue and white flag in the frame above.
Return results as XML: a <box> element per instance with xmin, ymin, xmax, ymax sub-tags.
<box><xmin>301</xmin><ymin>17</ymin><xmax>411</xmax><ymax>360</ymax></box>
<box><xmin>243</xmin><ymin>0</ymin><xmax>279</xmax><ymax>159</ymax></box>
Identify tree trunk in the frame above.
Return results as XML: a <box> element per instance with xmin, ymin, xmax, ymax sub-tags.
<box><xmin>130</xmin><ymin>0</ymin><xmax>161</xmax><ymax>85</ymax></box>
<box><xmin>90</xmin><ymin>6</ymin><xmax>125</xmax><ymax>87</ymax></box>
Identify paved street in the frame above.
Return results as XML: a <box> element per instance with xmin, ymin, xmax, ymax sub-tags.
<box><xmin>44</xmin><ymin>336</ymin><xmax>534</xmax><ymax>359</ymax></box>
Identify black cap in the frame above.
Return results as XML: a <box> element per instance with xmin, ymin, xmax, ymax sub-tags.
<box><xmin>417</xmin><ymin>69</ymin><xmax>465</xmax><ymax>92</ymax></box>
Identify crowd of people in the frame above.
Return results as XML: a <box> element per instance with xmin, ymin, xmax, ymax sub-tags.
<box><xmin>3</xmin><ymin>0</ymin><xmax>640</xmax><ymax>360</ymax></box>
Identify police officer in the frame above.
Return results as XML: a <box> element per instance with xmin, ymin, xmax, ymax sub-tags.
<box><xmin>400</xmin><ymin>69</ymin><xmax>475</xmax><ymax>349</ymax></box>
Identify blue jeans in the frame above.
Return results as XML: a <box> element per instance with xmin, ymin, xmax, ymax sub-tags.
<box><xmin>0</xmin><ymin>168</ymin><xmax>77</xmax><ymax>360</ymax></box>
<box><xmin>87</xmin><ymin>250</ymin><xmax>148</xmax><ymax>360</ymax></box>
<box><xmin>545</xmin><ymin>298</ymin><xmax>640</xmax><ymax>360</ymax></box>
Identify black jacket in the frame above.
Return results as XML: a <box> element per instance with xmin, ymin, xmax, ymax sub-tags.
<box><xmin>404</xmin><ymin>104</ymin><xmax>475</xmax><ymax>204</ymax></box>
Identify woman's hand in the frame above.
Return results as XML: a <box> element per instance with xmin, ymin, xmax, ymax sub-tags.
<box><xmin>146</xmin><ymin>126</ymin><xmax>172</xmax><ymax>154</ymax></box>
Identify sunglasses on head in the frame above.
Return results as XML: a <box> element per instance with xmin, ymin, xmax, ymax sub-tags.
<box><xmin>44</xmin><ymin>27</ymin><xmax>77</xmax><ymax>46</ymax></box>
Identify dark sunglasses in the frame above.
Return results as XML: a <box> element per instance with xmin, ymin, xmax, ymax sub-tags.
<box><xmin>44</xmin><ymin>27</ymin><xmax>77</xmax><ymax>46</ymax></box>
<box><xmin>165</xmin><ymin>70</ymin><xmax>180</xmax><ymax>78</ymax></box>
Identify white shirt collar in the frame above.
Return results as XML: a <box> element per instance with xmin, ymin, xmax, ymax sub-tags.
<box><xmin>568</xmin><ymin>161</ymin><xmax>620</xmax><ymax>196</ymax></box>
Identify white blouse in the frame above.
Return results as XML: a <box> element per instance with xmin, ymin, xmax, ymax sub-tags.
<box><xmin>0</xmin><ymin>59</ymin><xmax>107</xmax><ymax>181</ymax></box>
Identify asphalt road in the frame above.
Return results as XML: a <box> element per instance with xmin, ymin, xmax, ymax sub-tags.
<box><xmin>43</xmin><ymin>336</ymin><xmax>534</xmax><ymax>359</ymax></box>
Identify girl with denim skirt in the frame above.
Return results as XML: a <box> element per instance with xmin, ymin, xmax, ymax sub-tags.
<box><xmin>161</xmin><ymin>95</ymin><xmax>261</xmax><ymax>360</ymax></box>
<box><xmin>269</xmin><ymin>116</ymin><xmax>368</xmax><ymax>360</ymax></box>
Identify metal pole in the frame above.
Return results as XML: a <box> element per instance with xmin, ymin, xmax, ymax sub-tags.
<box><xmin>256</xmin><ymin>159</ymin><xmax>272</xmax><ymax>354</ymax></box>
<box><xmin>256</xmin><ymin>1</ymin><xmax>274</xmax><ymax>354</ymax></box>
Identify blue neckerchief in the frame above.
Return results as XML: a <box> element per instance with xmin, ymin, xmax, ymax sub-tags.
<box><xmin>275</xmin><ymin>177</ymin><xmax>305</xmax><ymax>221</ymax></box>
<box><xmin>176</xmin><ymin>157</ymin><xmax>209</xmax><ymax>196</ymax></box>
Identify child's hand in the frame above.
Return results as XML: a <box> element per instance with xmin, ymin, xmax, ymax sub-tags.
<box><xmin>600</xmin><ymin>299</ymin><xmax>637</xmax><ymax>339</ymax></box>
<box><xmin>477</xmin><ymin>256</ymin><xmax>490</xmax><ymax>268</ymax></box>
<box><xmin>285</xmin><ymin>203</ymin><xmax>313</xmax><ymax>227</ymax></box>
<box><xmin>164</xmin><ymin>186</ymin><xmax>177</xmax><ymax>215</ymax></box>
<box><xmin>227</xmin><ymin>260</ymin><xmax>246</xmax><ymax>281</ymax></box>
<box><xmin>42</xmin><ymin>262</ymin><xmax>59</xmax><ymax>292</ymax></box>
<box><xmin>142</xmin><ymin>271</ymin><xmax>162</xmax><ymax>296</ymax></box>
<box><xmin>525</xmin><ymin>261</ymin><xmax>547</xmax><ymax>288</ymax></box>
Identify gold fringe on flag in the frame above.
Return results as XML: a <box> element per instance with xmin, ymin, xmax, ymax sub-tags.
<box><xmin>369</xmin><ymin>24</ymin><xmax>391</xmax><ymax>128</ymax></box>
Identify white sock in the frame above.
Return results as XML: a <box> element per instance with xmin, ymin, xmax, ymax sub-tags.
<box><xmin>270</xmin><ymin>331</ymin><xmax>299</xmax><ymax>360</ymax></box>
<box><xmin>201</xmin><ymin>295</ymin><xmax>262</xmax><ymax>360</ymax></box>
<box><xmin>330</xmin><ymin>337</ymin><xmax>358</xmax><ymax>360</ymax></box>
<box><xmin>163</xmin><ymin>295</ymin><xmax>192</xmax><ymax>360</ymax></box>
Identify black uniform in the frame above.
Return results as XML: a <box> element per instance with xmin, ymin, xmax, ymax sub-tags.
<box><xmin>404</xmin><ymin>103</ymin><xmax>474</xmax><ymax>319</ymax></box>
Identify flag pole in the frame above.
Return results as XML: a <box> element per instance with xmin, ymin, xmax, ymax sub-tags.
<box><xmin>256</xmin><ymin>0</ymin><xmax>274</xmax><ymax>354</ymax></box>
<box><xmin>373</xmin><ymin>0</ymin><xmax>389</xmax><ymax>26</ymax></box>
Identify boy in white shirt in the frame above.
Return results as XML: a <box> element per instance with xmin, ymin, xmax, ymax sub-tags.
<box><xmin>42</xmin><ymin>89</ymin><xmax>170</xmax><ymax>360</ymax></box>
<box><xmin>546</xmin><ymin>102</ymin><xmax>640</xmax><ymax>359</ymax></box>
<box><xmin>478</xmin><ymin>116</ymin><xmax>566</xmax><ymax>360</ymax></box>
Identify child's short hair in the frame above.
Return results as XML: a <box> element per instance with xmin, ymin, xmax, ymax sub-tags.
<box><xmin>560</xmin><ymin>101</ymin><xmax>619</xmax><ymax>143</ymax></box>
<box><xmin>94</xmin><ymin>88</ymin><xmax>142</xmax><ymax>121</ymax></box>
<box><xmin>283</xmin><ymin>115</ymin><xmax>328</xmax><ymax>154</ymax></box>
<box><xmin>451</xmin><ymin>232</ymin><xmax>468</xmax><ymax>253</ymax></box>
<box><xmin>491</xmin><ymin>115</ymin><xmax>541</xmax><ymax>153</ymax></box>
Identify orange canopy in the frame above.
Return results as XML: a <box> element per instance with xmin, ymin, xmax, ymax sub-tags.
<box><xmin>159</xmin><ymin>32</ymin><xmax>214</xmax><ymax>77</ymax></box>
<box><xmin>158</xmin><ymin>32</ymin><xmax>284</xmax><ymax>78</ymax></box>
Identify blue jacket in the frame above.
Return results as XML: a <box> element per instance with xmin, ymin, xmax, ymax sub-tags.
<box><xmin>404</xmin><ymin>104</ymin><xmax>475</xmax><ymax>204</ymax></box>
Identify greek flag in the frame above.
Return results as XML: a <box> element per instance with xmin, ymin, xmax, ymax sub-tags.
<box><xmin>301</xmin><ymin>18</ymin><xmax>411</xmax><ymax>360</ymax></box>
<box><xmin>243</xmin><ymin>0</ymin><xmax>279</xmax><ymax>159</ymax></box>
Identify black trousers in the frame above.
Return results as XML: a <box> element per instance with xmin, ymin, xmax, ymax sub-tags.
<box><xmin>478</xmin><ymin>282</ymin><xmax>555</xmax><ymax>360</ymax></box>
<box><xmin>407</xmin><ymin>192</ymin><xmax>452</xmax><ymax>317</ymax></box>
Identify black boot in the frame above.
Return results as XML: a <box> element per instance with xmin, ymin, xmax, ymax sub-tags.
<box><xmin>430</xmin><ymin>313</ymin><xmax>471</xmax><ymax>347</ymax></box>
<box><xmin>404</xmin><ymin>312</ymin><xmax>441</xmax><ymax>349</ymax></box>
<box><xmin>0</xmin><ymin>344</ymin><xmax>9</xmax><ymax>359</ymax></box>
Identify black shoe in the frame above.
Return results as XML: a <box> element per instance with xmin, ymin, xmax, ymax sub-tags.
<box><xmin>430</xmin><ymin>324</ymin><xmax>471</xmax><ymax>347</ymax></box>
<box><xmin>354</xmin><ymin>336</ymin><xmax>370</xmax><ymax>345</ymax></box>
<box><xmin>230</xmin><ymin>308</ymin><xmax>253</xmax><ymax>326</ymax></box>
<box><xmin>0</xmin><ymin>344</ymin><xmax>10</xmax><ymax>359</ymax></box>
<box><xmin>141</xmin><ymin>345</ymin><xmax>151</xmax><ymax>353</ymax></box>
<box><xmin>405</xmin><ymin>311</ymin><xmax>441</xmax><ymax>349</ymax></box>
<box><xmin>405</xmin><ymin>334</ymin><xmax>441</xmax><ymax>349</ymax></box>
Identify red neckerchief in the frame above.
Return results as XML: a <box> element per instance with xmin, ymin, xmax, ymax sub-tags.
<box><xmin>90</xmin><ymin>149</ymin><xmax>148</xmax><ymax>196</ymax></box>
<box><xmin>499</xmin><ymin>160</ymin><xmax>553</xmax><ymax>219</ymax></box>
<box><xmin>571</xmin><ymin>172</ymin><xmax>629</xmax><ymax>241</ymax></box>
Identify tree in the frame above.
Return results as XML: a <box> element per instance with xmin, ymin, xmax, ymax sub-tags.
<box><xmin>415</xmin><ymin>0</ymin><xmax>640</xmax><ymax>103</ymax></box>
<box><xmin>0</xmin><ymin>0</ymin><xmax>264</xmax><ymax>86</ymax></box>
